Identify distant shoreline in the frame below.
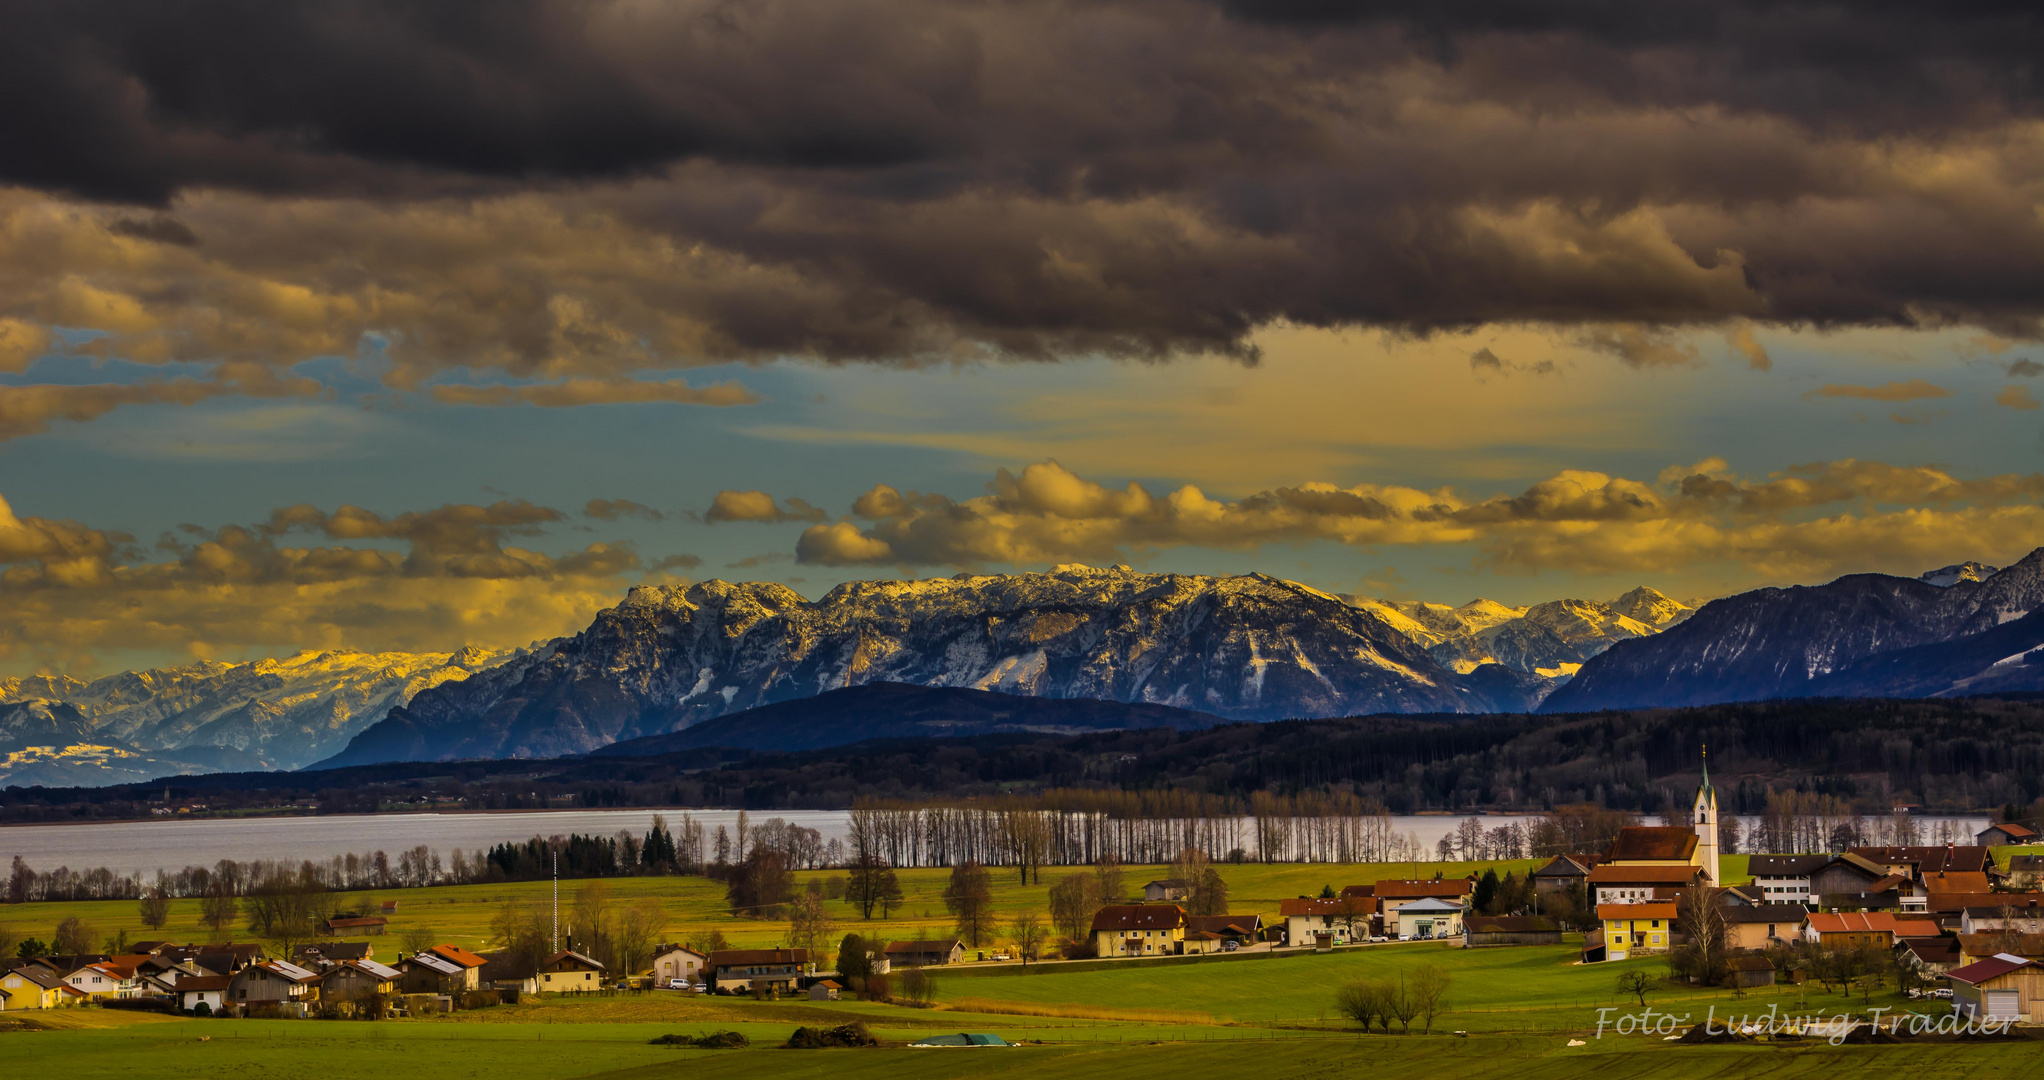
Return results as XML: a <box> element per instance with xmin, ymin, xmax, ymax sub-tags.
<box><xmin>0</xmin><ymin>804</ymin><xmax>746</xmax><ymax>830</ymax></box>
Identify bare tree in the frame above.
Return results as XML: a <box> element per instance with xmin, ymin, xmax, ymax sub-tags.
<box><xmin>1384</xmin><ymin>974</ymin><xmax>1422</xmax><ymax>1033</ymax></box>
<box><xmin>1616</xmin><ymin>970</ymin><xmax>1654</xmax><ymax>1006</ymax></box>
<box><xmin>943</xmin><ymin>862</ymin><xmax>996</xmax><ymax>948</ymax></box>
<box><xmin>1671</xmin><ymin>886</ymin><xmax>1728</xmax><ymax>986</ymax></box>
<box><xmin>1334</xmin><ymin>980</ymin><xmax>1389</xmax><ymax>1031</ymax></box>
<box><xmin>138</xmin><ymin>887</ymin><xmax>170</xmax><ymax>930</ymax></box>
<box><xmin>1048</xmin><ymin>872</ymin><xmax>1103</xmax><ymax>943</ymax></box>
<box><xmin>786</xmin><ymin>894</ymin><xmax>835</xmax><ymax>961</ymax></box>
<box><xmin>614</xmin><ymin>899</ymin><xmax>664</xmax><ymax>976</ymax></box>
<box><xmin>1009</xmin><ymin>909</ymin><xmax>1047</xmax><ymax>967</ymax></box>
<box><xmin>401</xmin><ymin>927</ymin><xmax>438</xmax><ymax>955</ymax></box>
<box><xmin>53</xmin><ymin>915</ymin><xmax>95</xmax><ymax>955</ymax></box>
<box><xmin>1410</xmin><ymin>964</ymin><xmax>1452</xmax><ymax>1033</ymax></box>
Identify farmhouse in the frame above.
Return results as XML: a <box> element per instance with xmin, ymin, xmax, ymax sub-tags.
<box><xmin>1959</xmin><ymin>897</ymin><xmax>2044</xmax><ymax>934</ymax></box>
<box><xmin>709</xmin><ymin>948</ymin><xmax>808</xmax><ymax>993</ymax></box>
<box><xmin>1091</xmin><ymin>904</ymin><xmax>1187</xmax><ymax>957</ymax></box>
<box><xmin>1802</xmin><ymin>911</ymin><xmax>1940</xmax><ymax>948</ymax></box>
<box><xmin>324</xmin><ymin>915</ymin><xmax>388</xmax><ymax>936</ymax></box>
<box><xmin>1746</xmin><ymin>855</ymin><xmax>1827</xmax><ymax>905</ymax></box>
<box><xmin>227</xmin><ymin>959</ymin><xmax>320</xmax><ymax>1014</ymax></box>
<box><xmin>1587</xmin><ymin>863</ymin><xmax>1705</xmax><ymax>904</ymax></box>
<box><xmin>1596</xmin><ymin>902</ymin><xmax>1676</xmax><ymax>961</ymax></box>
<box><xmin>1530</xmin><ymin>855</ymin><xmax>1593</xmax><ymax>902</ymax></box>
<box><xmin>538</xmin><ymin>950</ymin><xmax>605</xmax><ymax>993</ymax></box>
<box><xmin>651</xmin><ymin>944</ymin><xmax>708</xmax><ymax>985</ymax></box>
<box><xmin>1977</xmin><ymin>823</ymin><xmax>2038</xmax><ymax>847</ymax></box>
<box><xmin>1948</xmin><ymin>954</ymin><xmax>2044</xmax><ymax>1023</ymax></box>
<box><xmin>1278</xmin><ymin>898</ymin><xmax>1361</xmax><ymax>947</ymax></box>
<box><xmin>1727</xmin><ymin>955</ymin><xmax>1777</xmax><ymax>988</ymax></box>
<box><xmin>884</xmin><ymin>939</ymin><xmax>965</xmax><ymax>966</ymax></box>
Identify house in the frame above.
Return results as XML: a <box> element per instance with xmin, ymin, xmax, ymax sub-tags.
<box><xmin>708</xmin><ymin>949</ymin><xmax>807</xmax><ymax>993</ymax></box>
<box><xmin>1947</xmin><ymin>954</ymin><xmax>2044</xmax><ymax>1022</ymax></box>
<box><xmin>1587</xmin><ymin>864</ymin><xmax>1705</xmax><ymax>904</ymax></box>
<box><xmin>1849</xmin><ymin>845</ymin><xmax>1992</xmax><ymax>880</ymax></box>
<box><xmin>1719</xmin><ymin>884</ymin><xmax>1766</xmax><ymax>907</ymax></box>
<box><xmin>884</xmin><ymin>939</ymin><xmax>965</xmax><ymax>967</ymax></box>
<box><xmin>1726</xmin><ymin>955</ymin><xmax>1777</xmax><ymax>988</ymax></box>
<box><xmin>1371</xmin><ymin>878</ymin><xmax>1473</xmax><ymax>933</ymax></box>
<box><xmin>1184</xmin><ymin>913</ymin><xmax>1262</xmax><ymax>943</ymax></box>
<box><xmin>1462</xmin><ymin>915</ymin><xmax>1562</xmax><ymax>947</ymax></box>
<box><xmin>1278</xmin><ymin>898</ymin><xmax>1362</xmax><ymax>947</ymax></box>
<box><xmin>62</xmin><ymin>959</ymin><xmax>142</xmax><ymax>1001</ymax></box>
<box><xmin>808</xmin><ymin>979</ymin><xmax>842</xmax><ymax>1001</ymax></box>
<box><xmin>1898</xmin><ymin>936</ymin><xmax>1963</xmax><ymax>976</ymax></box>
<box><xmin>1802</xmin><ymin>911</ymin><xmax>1940</xmax><ymax>948</ymax></box>
<box><xmin>1978</xmin><ymin>823</ymin><xmax>2038</xmax><ymax>847</ymax></box>
<box><xmin>293</xmin><ymin>942</ymin><xmax>373</xmax><ymax>967</ymax></box>
<box><xmin>1720</xmin><ymin>904</ymin><xmax>1810</xmax><ymax>951</ymax></box>
<box><xmin>190</xmin><ymin>943</ymin><xmax>265</xmax><ymax>975</ymax></box>
<box><xmin>227</xmin><ymin>960</ymin><xmax>320</xmax><ymax>1014</ymax></box>
<box><xmin>1090</xmin><ymin>905</ymin><xmax>1187</xmax><ymax>957</ymax></box>
<box><xmin>539</xmin><ymin>950</ymin><xmax>606</xmax><ymax>993</ymax></box>
<box><xmin>1743</xmin><ymin>854</ymin><xmax>1821</xmax><ymax>906</ymax></box>
<box><xmin>324</xmin><ymin>915</ymin><xmax>388</xmax><ymax>936</ymax></box>
<box><xmin>477</xmin><ymin>951</ymin><xmax>539</xmax><ymax>995</ymax></box>
<box><xmin>1143</xmin><ymin>879</ymin><xmax>1190</xmax><ymax>902</ymax></box>
<box><xmin>1808</xmin><ymin>853</ymin><xmax>1891</xmax><ymax>901</ymax></box>
<box><xmin>2005</xmin><ymin>855</ymin><xmax>2044</xmax><ymax>889</ymax></box>
<box><xmin>1596</xmin><ymin>902</ymin><xmax>1677</xmax><ymax>961</ymax></box>
<box><xmin>1389</xmin><ymin>896</ymin><xmax>1464</xmax><ymax>940</ymax></box>
<box><xmin>651</xmin><ymin>944</ymin><xmax>709</xmax><ymax>985</ymax></box>
<box><xmin>174</xmin><ymin>975</ymin><xmax>233</xmax><ymax>1013</ymax></box>
<box><xmin>398</xmin><ymin>951</ymin><xmax>470</xmax><ymax>995</ymax></box>
<box><xmin>319</xmin><ymin>959</ymin><xmax>399</xmax><ymax>1003</ymax></box>
<box><xmin>1530</xmin><ymin>855</ymin><xmax>1593</xmax><ymax>901</ymax></box>
<box><xmin>0</xmin><ymin>966</ymin><xmax>70</xmax><ymax>1010</ymax></box>
<box><xmin>1961</xmin><ymin>897</ymin><xmax>2044</xmax><ymax>935</ymax></box>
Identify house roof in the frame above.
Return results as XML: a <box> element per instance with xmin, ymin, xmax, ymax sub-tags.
<box><xmin>1747</xmin><ymin>854</ymin><xmax>1832</xmax><ymax>876</ymax></box>
<box><xmin>405</xmin><ymin>953</ymin><xmax>464</xmax><ymax>976</ymax></box>
<box><xmin>1956</xmin><ymin>933</ymin><xmax>2044</xmax><ymax>958</ymax></box>
<box><xmin>1826</xmin><ymin>853</ymin><xmax>1890</xmax><ymax>879</ymax></box>
<box><xmin>1925</xmin><ymin>871</ymin><xmax>1996</xmax><ymax>894</ymax></box>
<box><xmin>1185</xmin><ymin>914</ymin><xmax>1260</xmax><ymax>935</ymax></box>
<box><xmin>1986</xmin><ymin>823</ymin><xmax>2039</xmax><ymax>840</ymax></box>
<box><xmin>1721</xmin><ymin>904</ymin><xmax>1811</xmax><ymax>925</ymax></box>
<box><xmin>1807</xmin><ymin>912</ymin><xmax>1941</xmax><ymax>936</ymax></box>
<box><xmin>2009</xmin><ymin>855</ymin><xmax>2044</xmax><ymax>872</ymax></box>
<box><xmin>1090</xmin><ymin>904</ymin><xmax>1186</xmax><ymax>932</ymax></box>
<box><xmin>294</xmin><ymin>942</ymin><xmax>372</xmax><ymax>962</ymax></box>
<box><xmin>427</xmin><ymin>944</ymin><xmax>489</xmax><ymax>969</ymax></box>
<box><xmin>654</xmin><ymin>944</ymin><xmax>708</xmax><ymax>960</ymax></box>
<box><xmin>1947</xmin><ymin>954</ymin><xmax>2034</xmax><ymax>985</ymax></box>
<box><xmin>1278</xmin><ymin>898</ymin><xmax>1351</xmax><ymax>916</ymax></box>
<box><xmin>708</xmin><ymin>948</ymin><xmax>808</xmax><ymax>966</ymax></box>
<box><xmin>175</xmin><ymin>974</ymin><xmax>235</xmax><ymax>992</ymax></box>
<box><xmin>1901</xmin><ymin>937</ymin><xmax>1963</xmax><ymax>963</ymax></box>
<box><xmin>1928</xmin><ymin>891</ymin><xmax>2039</xmax><ymax>913</ymax></box>
<box><xmin>1337</xmin><ymin>884</ymin><xmax>1374</xmax><ymax>898</ymax></box>
<box><xmin>1145</xmin><ymin>879</ymin><xmax>1189</xmax><ymax>889</ymax></box>
<box><xmin>326</xmin><ymin>959</ymin><xmax>399</xmax><ymax>981</ymax></box>
<box><xmin>1464</xmin><ymin>915</ymin><xmax>1560</xmax><ymax>933</ymax></box>
<box><xmin>1598</xmin><ymin>902</ymin><xmax>1677</xmax><ymax>921</ymax></box>
<box><xmin>1849</xmin><ymin>846</ymin><xmax>1991</xmax><ymax>875</ymax></box>
<box><xmin>814</xmin><ymin>979</ymin><xmax>843</xmax><ymax>989</ymax></box>
<box><xmin>1371</xmin><ymin>878</ymin><xmax>1474</xmax><ymax>899</ymax></box>
<box><xmin>252</xmin><ymin>959</ymin><xmax>321</xmax><ymax>983</ymax></box>
<box><xmin>1396</xmin><ymin>897</ymin><xmax>1464</xmax><ymax>914</ymax></box>
<box><xmin>1964</xmin><ymin>901</ymin><xmax>2044</xmax><ymax>917</ymax></box>
<box><xmin>7</xmin><ymin>966</ymin><xmax>64</xmax><ymax>990</ymax></box>
<box><xmin>1726</xmin><ymin>956</ymin><xmax>1776</xmax><ymax>972</ymax></box>
<box><xmin>1531</xmin><ymin>855</ymin><xmax>1590</xmax><ymax>879</ymax></box>
<box><xmin>1587</xmin><ymin>864</ymin><xmax>1705</xmax><ymax>885</ymax></box>
<box><xmin>544</xmin><ymin>950</ymin><xmax>606</xmax><ymax>971</ymax></box>
<box><xmin>1605</xmin><ymin>826</ymin><xmax>1698</xmax><ymax>862</ymax></box>
<box><xmin>884</xmin><ymin>939</ymin><xmax>961</xmax><ymax>955</ymax></box>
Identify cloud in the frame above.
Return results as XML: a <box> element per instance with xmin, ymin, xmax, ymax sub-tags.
<box><xmin>0</xmin><ymin>0</ymin><xmax>2041</xmax><ymax>413</ymax></box>
<box><xmin>428</xmin><ymin>376</ymin><xmax>759</xmax><ymax>408</ymax></box>
<box><xmin>584</xmin><ymin>499</ymin><xmax>663</xmax><ymax>522</ymax></box>
<box><xmin>1999</xmin><ymin>385</ymin><xmax>2043</xmax><ymax>410</ymax></box>
<box><xmin>2010</xmin><ymin>359</ymin><xmax>2044</xmax><ymax>377</ymax></box>
<box><xmin>1728</xmin><ymin>326</ymin><xmax>1772</xmax><ymax>371</ymax></box>
<box><xmin>0</xmin><ymin>363</ymin><xmax>325</xmax><ymax>441</ymax></box>
<box><xmin>1806</xmin><ymin>380</ymin><xmax>1952</xmax><ymax>402</ymax></box>
<box><xmin>704</xmin><ymin>490</ymin><xmax>828</xmax><ymax>524</ymax></box>
<box><xmin>646</xmin><ymin>553</ymin><xmax>703</xmax><ymax>573</ymax></box>
<box><xmin>791</xmin><ymin>458</ymin><xmax>2044</xmax><ymax>582</ymax></box>
<box><xmin>1469</xmin><ymin>347</ymin><xmax>1557</xmax><ymax>382</ymax></box>
<box><xmin>0</xmin><ymin>492</ymin><xmax>650</xmax><ymax>672</ymax></box>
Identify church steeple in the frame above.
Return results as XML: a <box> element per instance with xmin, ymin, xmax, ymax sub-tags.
<box><xmin>1692</xmin><ymin>745</ymin><xmax>1720</xmax><ymax>886</ymax></box>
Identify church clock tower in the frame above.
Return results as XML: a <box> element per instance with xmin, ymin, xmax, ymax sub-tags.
<box><xmin>1693</xmin><ymin>747</ymin><xmax>1720</xmax><ymax>886</ymax></box>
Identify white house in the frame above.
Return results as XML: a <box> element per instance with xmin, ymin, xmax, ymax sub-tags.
<box><xmin>651</xmin><ymin>944</ymin><xmax>708</xmax><ymax>985</ymax></box>
<box><xmin>1390</xmin><ymin>897</ymin><xmax>1464</xmax><ymax>940</ymax></box>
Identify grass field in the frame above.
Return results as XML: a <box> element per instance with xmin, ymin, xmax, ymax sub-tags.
<box><xmin>1</xmin><ymin>857</ymin><xmax>1610</xmax><ymax>953</ymax></box>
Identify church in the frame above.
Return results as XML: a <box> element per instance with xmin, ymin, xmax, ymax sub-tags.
<box><xmin>1585</xmin><ymin>754</ymin><xmax>1721</xmax><ymax>905</ymax></box>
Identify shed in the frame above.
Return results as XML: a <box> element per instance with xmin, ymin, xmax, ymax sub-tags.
<box><xmin>808</xmin><ymin>979</ymin><xmax>842</xmax><ymax>1001</ymax></box>
<box><xmin>1143</xmin><ymin>879</ymin><xmax>1190</xmax><ymax>902</ymax></box>
<box><xmin>1948</xmin><ymin>953</ymin><xmax>2044</xmax><ymax>1023</ymax></box>
<box><xmin>1462</xmin><ymin>915</ymin><xmax>1562</xmax><ymax>947</ymax></box>
<box><xmin>1726</xmin><ymin>955</ymin><xmax>1776</xmax><ymax>988</ymax></box>
<box><xmin>1978</xmin><ymin>824</ymin><xmax>2038</xmax><ymax>848</ymax></box>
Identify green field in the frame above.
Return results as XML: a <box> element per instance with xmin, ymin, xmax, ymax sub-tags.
<box><xmin>2</xmin><ymin>858</ymin><xmax>1585</xmax><ymax>954</ymax></box>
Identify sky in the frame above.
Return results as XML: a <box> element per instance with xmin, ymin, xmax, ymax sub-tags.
<box><xmin>4</xmin><ymin>0</ymin><xmax>2044</xmax><ymax>676</ymax></box>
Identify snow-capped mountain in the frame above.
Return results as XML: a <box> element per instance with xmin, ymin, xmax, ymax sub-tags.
<box><xmin>0</xmin><ymin>647</ymin><xmax>508</xmax><ymax>773</ymax></box>
<box><xmin>1543</xmin><ymin>549</ymin><xmax>2044</xmax><ymax>712</ymax></box>
<box><xmin>1921</xmin><ymin>561</ymin><xmax>1998</xmax><ymax>587</ymax></box>
<box><xmin>324</xmin><ymin>567</ymin><xmax>1536</xmax><ymax>766</ymax></box>
<box><xmin>1346</xmin><ymin>588</ymin><xmax>1694</xmax><ymax>679</ymax></box>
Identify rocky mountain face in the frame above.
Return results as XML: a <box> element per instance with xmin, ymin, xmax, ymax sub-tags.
<box><xmin>324</xmin><ymin>567</ymin><xmax>1535</xmax><ymax>767</ymax></box>
<box><xmin>1543</xmin><ymin>548</ymin><xmax>2044</xmax><ymax>712</ymax></box>
<box><xmin>1347</xmin><ymin>588</ymin><xmax>1694</xmax><ymax>680</ymax></box>
<box><xmin>0</xmin><ymin>648</ymin><xmax>507</xmax><ymax>775</ymax></box>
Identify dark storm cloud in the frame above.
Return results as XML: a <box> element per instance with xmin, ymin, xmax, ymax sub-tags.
<box><xmin>6</xmin><ymin>0</ymin><xmax>2044</xmax><ymax>381</ymax></box>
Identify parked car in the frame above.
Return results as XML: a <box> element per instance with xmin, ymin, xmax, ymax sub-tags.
<box><xmin>1221</xmin><ymin>941</ymin><xmax>1240</xmax><ymax>952</ymax></box>
<box><xmin>667</xmin><ymin>978</ymin><xmax>688</xmax><ymax>990</ymax></box>
<box><xmin>990</xmin><ymin>953</ymin><xmax>1011</xmax><ymax>961</ymax></box>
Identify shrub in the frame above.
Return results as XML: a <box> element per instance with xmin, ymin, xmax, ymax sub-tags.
<box><xmin>191</xmin><ymin>1002</ymin><xmax>212</xmax><ymax>1018</ymax></box>
<box><xmin>651</xmin><ymin>1030</ymin><xmax>750</xmax><ymax>1048</ymax></box>
<box><xmin>785</xmin><ymin>1022</ymin><xmax>879</xmax><ymax>1049</ymax></box>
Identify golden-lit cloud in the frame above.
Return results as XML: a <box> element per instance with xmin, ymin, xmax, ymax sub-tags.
<box><xmin>793</xmin><ymin>458</ymin><xmax>2044</xmax><ymax>581</ymax></box>
<box><xmin>1727</xmin><ymin>325</ymin><xmax>1772</xmax><ymax>371</ymax></box>
<box><xmin>704</xmin><ymin>490</ymin><xmax>827</xmax><ymax>524</ymax></box>
<box><xmin>584</xmin><ymin>499</ymin><xmax>663</xmax><ymax>522</ymax></box>
<box><xmin>1998</xmin><ymin>385</ymin><xmax>2042</xmax><ymax>410</ymax></box>
<box><xmin>0</xmin><ymin>492</ymin><xmax>673</xmax><ymax>672</ymax></box>
<box><xmin>428</xmin><ymin>376</ymin><xmax>758</xmax><ymax>408</ymax></box>
<box><xmin>1806</xmin><ymin>380</ymin><xmax>1952</xmax><ymax>402</ymax></box>
<box><xmin>0</xmin><ymin>363</ymin><xmax>324</xmax><ymax>441</ymax></box>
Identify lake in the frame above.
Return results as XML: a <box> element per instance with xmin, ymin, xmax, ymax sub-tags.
<box><xmin>0</xmin><ymin>810</ymin><xmax>1989</xmax><ymax>876</ymax></box>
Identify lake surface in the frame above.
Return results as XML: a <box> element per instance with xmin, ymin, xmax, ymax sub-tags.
<box><xmin>0</xmin><ymin>810</ymin><xmax>1989</xmax><ymax>876</ymax></box>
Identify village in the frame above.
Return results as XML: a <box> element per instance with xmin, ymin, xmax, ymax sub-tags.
<box><xmin>9</xmin><ymin>761</ymin><xmax>2044</xmax><ymax>1028</ymax></box>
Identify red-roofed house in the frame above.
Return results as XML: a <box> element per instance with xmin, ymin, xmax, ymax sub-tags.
<box><xmin>1090</xmin><ymin>904</ymin><xmax>1187</xmax><ymax>957</ymax></box>
<box><xmin>1802</xmin><ymin>911</ymin><xmax>1941</xmax><ymax>948</ymax></box>
<box><xmin>1978</xmin><ymin>823</ymin><xmax>2038</xmax><ymax>848</ymax></box>
<box><xmin>1279</xmin><ymin>897</ymin><xmax>1369</xmax><ymax>947</ymax></box>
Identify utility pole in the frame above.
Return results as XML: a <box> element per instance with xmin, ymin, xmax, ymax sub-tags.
<box><xmin>551</xmin><ymin>849</ymin><xmax>559</xmax><ymax>954</ymax></box>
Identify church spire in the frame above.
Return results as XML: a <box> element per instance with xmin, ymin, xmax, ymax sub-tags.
<box><xmin>1699</xmin><ymin>743</ymin><xmax>1712</xmax><ymax>795</ymax></box>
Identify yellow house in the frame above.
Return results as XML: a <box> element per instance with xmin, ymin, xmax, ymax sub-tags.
<box><xmin>1598</xmin><ymin>902</ymin><xmax>1677</xmax><ymax>962</ymax></box>
<box><xmin>1090</xmin><ymin>904</ymin><xmax>1186</xmax><ymax>957</ymax></box>
<box><xmin>539</xmin><ymin>950</ymin><xmax>607</xmax><ymax>992</ymax></box>
<box><xmin>1</xmin><ymin>966</ymin><xmax>73</xmax><ymax>1009</ymax></box>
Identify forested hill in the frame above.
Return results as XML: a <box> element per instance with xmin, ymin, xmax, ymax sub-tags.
<box><xmin>5</xmin><ymin>696</ymin><xmax>2042</xmax><ymax>823</ymax></box>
